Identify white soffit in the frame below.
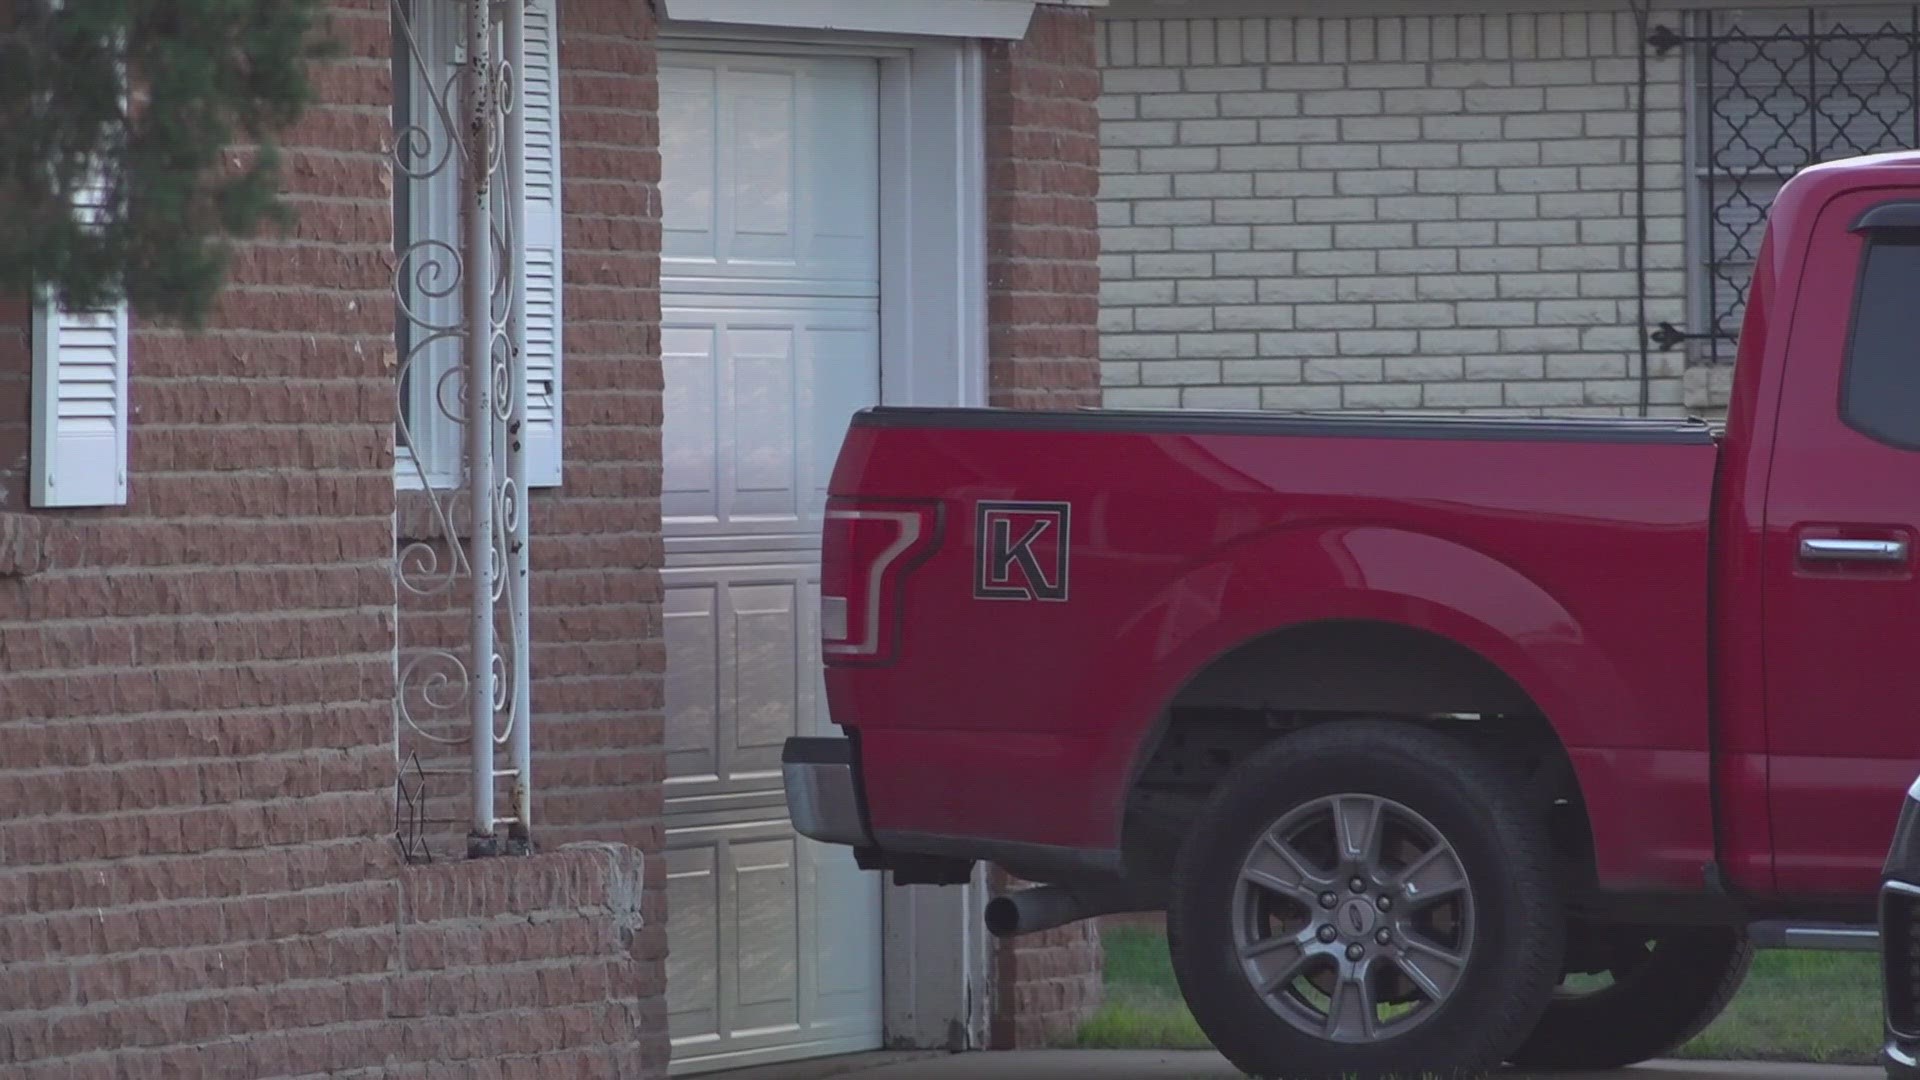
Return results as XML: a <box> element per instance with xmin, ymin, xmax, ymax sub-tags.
<box><xmin>660</xmin><ymin>0</ymin><xmax>1046</xmax><ymax>39</ymax></box>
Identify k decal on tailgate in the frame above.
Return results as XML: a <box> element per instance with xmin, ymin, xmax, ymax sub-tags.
<box><xmin>974</xmin><ymin>501</ymin><xmax>1071</xmax><ymax>602</ymax></box>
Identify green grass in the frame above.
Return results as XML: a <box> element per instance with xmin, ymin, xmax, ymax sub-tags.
<box><xmin>1071</xmin><ymin>925</ymin><xmax>1208</xmax><ymax>1051</ymax></box>
<box><xmin>1674</xmin><ymin>949</ymin><xmax>1880</xmax><ymax>1065</ymax></box>
<box><xmin>1074</xmin><ymin>925</ymin><xmax>1881</xmax><ymax>1066</ymax></box>
<box><xmin>1073</xmin><ymin>925</ymin><xmax>1211</xmax><ymax>1050</ymax></box>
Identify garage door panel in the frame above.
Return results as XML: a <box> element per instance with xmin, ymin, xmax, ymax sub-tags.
<box><xmin>733</xmin><ymin>837</ymin><xmax>801</xmax><ymax>1017</ymax></box>
<box><xmin>666</xmin><ymin>845</ymin><xmax>721</xmax><ymax>1041</ymax></box>
<box><xmin>798</xmin><ymin>60</ymin><xmax>882</xmax><ymax>276</ymax></box>
<box><xmin>661</xmin><ymin>63</ymin><xmax>717</xmax><ymax>261</ymax></box>
<box><xmin>663</xmin><ymin>302</ymin><xmax>880</xmax><ymax>539</ymax></box>
<box><xmin>665</xmin><ymin>829</ymin><xmax>882</xmax><ymax>1066</ymax></box>
<box><xmin>662</xmin><ymin>324</ymin><xmax>720</xmax><ymax>526</ymax></box>
<box><xmin>815</xmin><ymin>841</ymin><xmax>881</xmax><ymax>999</ymax></box>
<box><xmin>667</xmin><ymin>820</ymin><xmax>880</xmax><ymax>1061</ymax></box>
<box><xmin>665</xmin><ymin>582</ymin><xmax>721</xmax><ymax>781</ymax></box>
<box><xmin>731</xmin><ymin>581</ymin><xmax>802</xmax><ymax>759</ymax></box>
<box><xmin>662</xmin><ymin>55</ymin><xmax>879</xmax><ymax>291</ymax></box>
<box><xmin>664</xmin><ymin>561</ymin><xmax>822</xmax><ymax>801</ymax></box>
<box><xmin>725</xmin><ymin>73</ymin><xmax>797</xmax><ymax>259</ymax></box>
<box><xmin>807</xmin><ymin>322</ymin><xmax>883</xmax><ymax>506</ymax></box>
<box><xmin>730</xmin><ymin>328</ymin><xmax>799</xmax><ymax>514</ymax></box>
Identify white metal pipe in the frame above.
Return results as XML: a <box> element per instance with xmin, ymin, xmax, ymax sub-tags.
<box><xmin>464</xmin><ymin>0</ymin><xmax>497</xmax><ymax>850</ymax></box>
<box><xmin>504</xmin><ymin>0</ymin><xmax>533</xmax><ymax>845</ymax></box>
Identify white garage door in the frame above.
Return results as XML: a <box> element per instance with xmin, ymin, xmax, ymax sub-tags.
<box><xmin>659</xmin><ymin>51</ymin><xmax>885</xmax><ymax>1075</ymax></box>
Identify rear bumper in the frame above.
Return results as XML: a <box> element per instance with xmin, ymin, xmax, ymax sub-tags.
<box><xmin>780</xmin><ymin>736</ymin><xmax>990</xmax><ymax>886</ymax></box>
<box><xmin>1882</xmin><ymin>779</ymin><xmax>1920</xmax><ymax>1075</ymax></box>
<box><xmin>782</xmin><ymin>737</ymin><xmax>873</xmax><ymax>848</ymax></box>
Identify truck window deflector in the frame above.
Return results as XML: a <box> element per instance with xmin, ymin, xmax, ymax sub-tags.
<box><xmin>1850</xmin><ymin>201</ymin><xmax>1920</xmax><ymax>232</ymax></box>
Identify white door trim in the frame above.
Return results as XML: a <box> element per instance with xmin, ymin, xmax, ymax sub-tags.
<box><xmin>877</xmin><ymin>39</ymin><xmax>990</xmax><ymax>415</ymax></box>
<box><xmin>656</xmin><ymin>27</ymin><xmax>991</xmax><ymax>1070</ymax></box>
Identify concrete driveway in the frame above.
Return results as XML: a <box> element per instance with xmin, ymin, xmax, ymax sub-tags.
<box><xmin>720</xmin><ymin>1049</ymin><xmax>1881</xmax><ymax>1080</ymax></box>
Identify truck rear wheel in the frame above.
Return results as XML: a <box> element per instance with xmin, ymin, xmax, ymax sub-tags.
<box><xmin>1165</xmin><ymin>721</ymin><xmax>1564</xmax><ymax>1080</ymax></box>
<box><xmin>1504</xmin><ymin>922</ymin><xmax>1752</xmax><ymax>1069</ymax></box>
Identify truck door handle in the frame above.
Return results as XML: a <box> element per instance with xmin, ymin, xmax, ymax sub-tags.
<box><xmin>1798</xmin><ymin>536</ymin><xmax>1910</xmax><ymax>563</ymax></box>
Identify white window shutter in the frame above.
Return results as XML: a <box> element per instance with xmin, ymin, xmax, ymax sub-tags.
<box><xmin>522</xmin><ymin>0</ymin><xmax>563</xmax><ymax>487</ymax></box>
<box><xmin>31</xmin><ymin>292</ymin><xmax>130</xmax><ymax>508</ymax></box>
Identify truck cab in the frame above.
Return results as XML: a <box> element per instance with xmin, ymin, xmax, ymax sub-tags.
<box><xmin>1713</xmin><ymin>153</ymin><xmax>1920</xmax><ymax>900</ymax></box>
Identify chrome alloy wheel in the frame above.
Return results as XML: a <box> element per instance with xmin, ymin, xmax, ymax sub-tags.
<box><xmin>1230</xmin><ymin>793</ymin><xmax>1476</xmax><ymax>1044</ymax></box>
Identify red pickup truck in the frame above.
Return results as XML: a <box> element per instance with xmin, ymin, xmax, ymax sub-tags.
<box><xmin>784</xmin><ymin>149</ymin><xmax>1920</xmax><ymax>1080</ymax></box>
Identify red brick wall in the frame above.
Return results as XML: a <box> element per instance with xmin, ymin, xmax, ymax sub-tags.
<box><xmin>383</xmin><ymin>843</ymin><xmax>650</xmax><ymax>1077</ymax></box>
<box><xmin>985</xmin><ymin>3</ymin><xmax>1103</xmax><ymax>412</ymax></box>
<box><xmin>0</xmin><ymin>0</ymin><xmax>398</xmax><ymax>1067</ymax></box>
<box><xmin>538</xmin><ymin>0</ymin><xmax>663</xmax><ymax>865</ymax></box>
<box><xmin>5</xmin><ymin>843</ymin><xmax>649</xmax><ymax>1077</ymax></box>
<box><xmin>0</xmin><ymin>297</ymin><xmax>28</xmax><ymax>510</ymax></box>
<box><xmin>540</xmin><ymin>2</ymin><xmax>668</xmax><ymax>1070</ymax></box>
<box><xmin>0</xmin><ymin>1</ymin><xmax>664</xmax><ymax>1075</ymax></box>
<box><xmin>2</xmin><ymin>0</ymin><xmax>395</xmax><ymax>1039</ymax></box>
<box><xmin>982</xmin><ymin>3</ymin><xmax>1107</xmax><ymax>1049</ymax></box>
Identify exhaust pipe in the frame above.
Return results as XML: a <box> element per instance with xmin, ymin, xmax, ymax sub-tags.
<box><xmin>984</xmin><ymin>884</ymin><xmax>1152</xmax><ymax>938</ymax></box>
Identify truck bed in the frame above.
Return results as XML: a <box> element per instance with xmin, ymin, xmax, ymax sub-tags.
<box><xmin>825</xmin><ymin>405</ymin><xmax>1722</xmax><ymax>890</ymax></box>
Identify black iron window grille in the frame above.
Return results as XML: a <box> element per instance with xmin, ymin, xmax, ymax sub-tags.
<box><xmin>1651</xmin><ymin>6</ymin><xmax>1920</xmax><ymax>363</ymax></box>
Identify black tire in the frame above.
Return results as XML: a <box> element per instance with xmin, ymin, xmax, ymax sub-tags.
<box><xmin>1166</xmin><ymin>720</ymin><xmax>1565</xmax><ymax>1080</ymax></box>
<box><xmin>1505</xmin><ymin>922</ymin><xmax>1753</xmax><ymax>1070</ymax></box>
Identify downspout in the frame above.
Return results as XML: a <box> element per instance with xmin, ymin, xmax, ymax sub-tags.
<box><xmin>1633</xmin><ymin>0</ymin><xmax>1653</xmax><ymax>418</ymax></box>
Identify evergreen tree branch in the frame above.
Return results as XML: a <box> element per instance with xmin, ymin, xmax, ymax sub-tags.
<box><xmin>0</xmin><ymin>0</ymin><xmax>336</xmax><ymax>328</ymax></box>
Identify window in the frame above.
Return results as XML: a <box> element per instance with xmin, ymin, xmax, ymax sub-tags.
<box><xmin>1841</xmin><ymin>230</ymin><xmax>1920</xmax><ymax>448</ymax></box>
<box><xmin>390</xmin><ymin>0</ymin><xmax>563</xmax><ymax>490</ymax></box>
<box><xmin>1686</xmin><ymin>6</ymin><xmax>1920</xmax><ymax>364</ymax></box>
<box><xmin>392</xmin><ymin>0</ymin><xmax>465</xmax><ymax>487</ymax></box>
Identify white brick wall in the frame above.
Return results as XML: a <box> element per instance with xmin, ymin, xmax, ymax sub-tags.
<box><xmin>1096</xmin><ymin>10</ymin><xmax>1692</xmax><ymax>417</ymax></box>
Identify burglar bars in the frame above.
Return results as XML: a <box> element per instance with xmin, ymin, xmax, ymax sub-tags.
<box><xmin>390</xmin><ymin>0</ymin><xmax>534</xmax><ymax>860</ymax></box>
<box><xmin>1651</xmin><ymin>6</ymin><xmax>1920</xmax><ymax>362</ymax></box>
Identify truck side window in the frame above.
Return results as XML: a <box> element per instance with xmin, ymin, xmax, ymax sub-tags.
<box><xmin>1842</xmin><ymin>232</ymin><xmax>1920</xmax><ymax>450</ymax></box>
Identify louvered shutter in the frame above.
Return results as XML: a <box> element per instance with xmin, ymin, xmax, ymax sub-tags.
<box><xmin>522</xmin><ymin>0</ymin><xmax>562</xmax><ymax>487</ymax></box>
<box><xmin>31</xmin><ymin>52</ymin><xmax>133</xmax><ymax>509</ymax></box>
<box><xmin>30</xmin><ymin>290</ymin><xmax>130</xmax><ymax>508</ymax></box>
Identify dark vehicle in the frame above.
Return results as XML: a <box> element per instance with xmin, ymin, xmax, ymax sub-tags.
<box><xmin>1883</xmin><ymin>775</ymin><xmax>1920</xmax><ymax>1078</ymax></box>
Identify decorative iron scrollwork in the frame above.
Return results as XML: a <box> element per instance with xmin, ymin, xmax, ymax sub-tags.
<box><xmin>1652</xmin><ymin>9</ymin><xmax>1920</xmax><ymax>363</ymax></box>
<box><xmin>390</xmin><ymin>0</ymin><xmax>532</xmax><ymax>860</ymax></box>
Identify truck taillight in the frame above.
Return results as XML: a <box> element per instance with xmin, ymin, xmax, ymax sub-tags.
<box><xmin>821</xmin><ymin>500</ymin><xmax>939</xmax><ymax>663</ymax></box>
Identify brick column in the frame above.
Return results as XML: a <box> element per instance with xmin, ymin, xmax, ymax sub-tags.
<box><xmin>544</xmin><ymin>1</ymin><xmax>670</xmax><ymax>1072</ymax></box>
<box><xmin>982</xmin><ymin>2</ymin><xmax>1107</xmax><ymax>1049</ymax></box>
<box><xmin>986</xmin><ymin>3</ymin><xmax>1103</xmax><ymax>411</ymax></box>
